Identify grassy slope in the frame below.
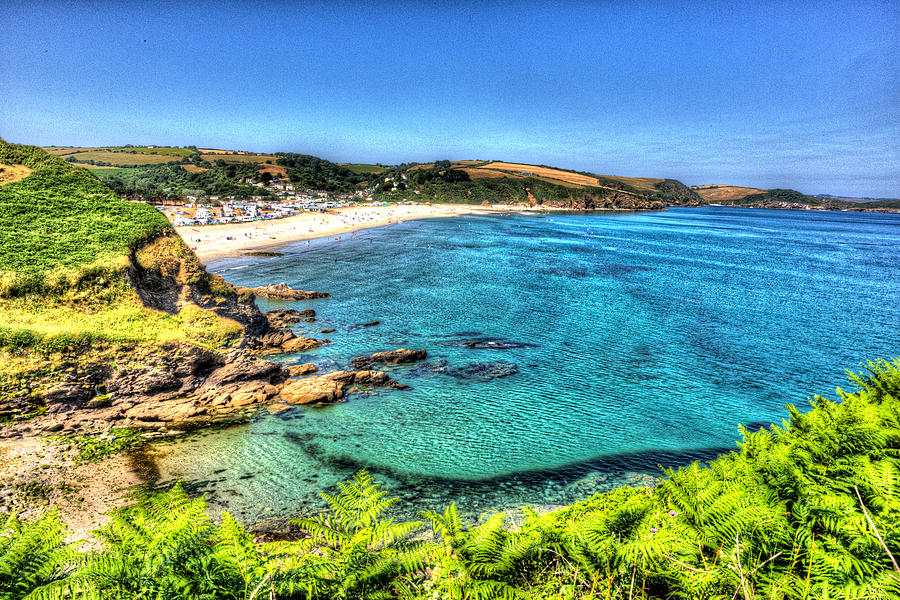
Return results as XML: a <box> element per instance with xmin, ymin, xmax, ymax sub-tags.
<box><xmin>693</xmin><ymin>185</ymin><xmax>768</xmax><ymax>202</ymax></box>
<box><xmin>0</xmin><ymin>140</ymin><xmax>240</xmax><ymax>357</ymax></box>
<box><xmin>0</xmin><ymin>141</ymin><xmax>169</xmax><ymax>282</ymax></box>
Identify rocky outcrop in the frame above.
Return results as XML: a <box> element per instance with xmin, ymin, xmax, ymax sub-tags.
<box><xmin>279</xmin><ymin>370</ymin><xmax>409</xmax><ymax>406</ymax></box>
<box><xmin>235</xmin><ymin>283</ymin><xmax>330</xmax><ymax>300</ymax></box>
<box><xmin>1</xmin><ymin>343</ymin><xmax>291</xmax><ymax>437</ymax></box>
<box><xmin>1</xmin><ymin>234</ymin><xmax>339</xmax><ymax>439</ymax></box>
<box><xmin>127</xmin><ymin>234</ymin><xmax>272</xmax><ymax>340</ymax></box>
<box><xmin>266</xmin><ymin>308</ymin><xmax>315</xmax><ymax>328</ymax></box>
<box><xmin>287</xmin><ymin>363</ymin><xmax>318</xmax><ymax>377</ymax></box>
<box><xmin>351</xmin><ymin>348</ymin><xmax>427</xmax><ymax>369</ymax></box>
<box><xmin>252</xmin><ymin>328</ymin><xmax>323</xmax><ymax>355</ymax></box>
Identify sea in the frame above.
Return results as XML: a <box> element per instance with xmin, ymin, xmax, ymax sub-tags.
<box><xmin>142</xmin><ymin>207</ymin><xmax>900</xmax><ymax>524</ymax></box>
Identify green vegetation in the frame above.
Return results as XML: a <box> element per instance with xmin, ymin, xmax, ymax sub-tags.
<box><xmin>731</xmin><ymin>188</ymin><xmax>825</xmax><ymax>207</ymax></box>
<box><xmin>0</xmin><ymin>139</ymin><xmax>170</xmax><ymax>295</ymax></box>
<box><xmin>100</xmin><ymin>161</ymin><xmax>273</xmax><ymax>199</ymax></box>
<box><xmin>7</xmin><ymin>358</ymin><xmax>900</xmax><ymax>599</ymax></box>
<box><xmin>275</xmin><ymin>153</ymin><xmax>370</xmax><ymax>192</ymax></box>
<box><xmin>339</xmin><ymin>163</ymin><xmax>389</xmax><ymax>175</ymax></box>
<box><xmin>857</xmin><ymin>199</ymin><xmax>900</xmax><ymax>209</ymax></box>
<box><xmin>0</xmin><ymin>140</ymin><xmax>245</xmax><ymax>391</ymax></box>
<box><xmin>47</xmin><ymin>427</ymin><xmax>148</xmax><ymax>464</ymax></box>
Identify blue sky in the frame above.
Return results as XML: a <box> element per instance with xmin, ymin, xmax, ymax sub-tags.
<box><xmin>1</xmin><ymin>1</ymin><xmax>897</xmax><ymax>196</ymax></box>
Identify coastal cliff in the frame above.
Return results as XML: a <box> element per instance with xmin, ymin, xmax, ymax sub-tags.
<box><xmin>0</xmin><ymin>140</ymin><xmax>330</xmax><ymax>439</ymax></box>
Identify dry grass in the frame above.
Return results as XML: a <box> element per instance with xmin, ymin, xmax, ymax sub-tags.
<box><xmin>533</xmin><ymin>175</ymin><xmax>583</xmax><ymax>189</ymax></box>
<box><xmin>0</xmin><ymin>164</ymin><xmax>32</xmax><ymax>185</ymax></box>
<box><xmin>597</xmin><ymin>175</ymin><xmax>664</xmax><ymax>192</ymax></box>
<box><xmin>693</xmin><ymin>185</ymin><xmax>767</xmax><ymax>202</ymax></box>
<box><xmin>257</xmin><ymin>164</ymin><xmax>288</xmax><ymax>178</ymax></box>
<box><xmin>462</xmin><ymin>167</ymin><xmax>524</xmax><ymax>180</ymax></box>
<box><xmin>43</xmin><ymin>147</ymin><xmax>104</xmax><ymax>156</ymax></box>
<box><xmin>199</xmin><ymin>153</ymin><xmax>276</xmax><ymax>164</ymax></box>
<box><xmin>181</xmin><ymin>165</ymin><xmax>208</xmax><ymax>173</ymax></box>
<box><xmin>64</xmin><ymin>151</ymin><xmax>178</xmax><ymax>166</ymax></box>
<box><xmin>477</xmin><ymin>162</ymin><xmax>600</xmax><ymax>187</ymax></box>
<box><xmin>198</xmin><ymin>148</ymin><xmax>249</xmax><ymax>155</ymax></box>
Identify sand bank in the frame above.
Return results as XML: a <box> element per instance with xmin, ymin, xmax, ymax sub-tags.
<box><xmin>175</xmin><ymin>203</ymin><xmax>534</xmax><ymax>263</ymax></box>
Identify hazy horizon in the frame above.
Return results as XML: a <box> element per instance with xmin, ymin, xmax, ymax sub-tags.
<box><xmin>2</xmin><ymin>0</ymin><xmax>897</xmax><ymax>197</ymax></box>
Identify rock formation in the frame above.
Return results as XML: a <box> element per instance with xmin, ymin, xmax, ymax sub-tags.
<box><xmin>279</xmin><ymin>370</ymin><xmax>409</xmax><ymax>405</ymax></box>
<box><xmin>351</xmin><ymin>348</ymin><xmax>427</xmax><ymax>369</ymax></box>
<box><xmin>235</xmin><ymin>282</ymin><xmax>330</xmax><ymax>300</ymax></box>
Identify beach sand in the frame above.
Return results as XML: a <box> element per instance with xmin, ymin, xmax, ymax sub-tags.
<box><xmin>175</xmin><ymin>203</ymin><xmax>528</xmax><ymax>263</ymax></box>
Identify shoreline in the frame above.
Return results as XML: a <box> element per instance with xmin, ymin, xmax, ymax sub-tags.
<box><xmin>175</xmin><ymin>203</ymin><xmax>573</xmax><ymax>263</ymax></box>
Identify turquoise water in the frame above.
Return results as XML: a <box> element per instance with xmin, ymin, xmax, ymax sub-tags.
<box><xmin>150</xmin><ymin>207</ymin><xmax>900</xmax><ymax>523</ymax></box>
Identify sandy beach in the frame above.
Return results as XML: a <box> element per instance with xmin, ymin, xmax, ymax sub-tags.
<box><xmin>175</xmin><ymin>203</ymin><xmax>531</xmax><ymax>263</ymax></box>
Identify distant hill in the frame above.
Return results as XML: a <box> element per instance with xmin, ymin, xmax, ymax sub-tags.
<box><xmin>384</xmin><ymin>160</ymin><xmax>702</xmax><ymax>210</ymax></box>
<box><xmin>813</xmin><ymin>194</ymin><xmax>900</xmax><ymax>204</ymax></box>
<box><xmin>44</xmin><ymin>146</ymin><xmax>702</xmax><ymax>209</ymax></box>
<box><xmin>692</xmin><ymin>184</ymin><xmax>899</xmax><ymax>212</ymax></box>
<box><xmin>691</xmin><ymin>185</ymin><xmax>768</xmax><ymax>203</ymax></box>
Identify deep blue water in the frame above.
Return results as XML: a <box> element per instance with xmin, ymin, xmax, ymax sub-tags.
<box><xmin>151</xmin><ymin>207</ymin><xmax>900</xmax><ymax>522</ymax></box>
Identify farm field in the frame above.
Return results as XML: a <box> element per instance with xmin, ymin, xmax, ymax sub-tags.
<box><xmin>476</xmin><ymin>161</ymin><xmax>601</xmax><ymax>187</ymax></box>
<box><xmin>197</xmin><ymin>148</ymin><xmax>250</xmax><ymax>154</ymax></box>
<box><xmin>60</xmin><ymin>150</ymin><xmax>181</xmax><ymax>165</ymax></box>
<box><xmin>596</xmin><ymin>174</ymin><xmax>664</xmax><ymax>191</ymax></box>
<box><xmin>339</xmin><ymin>163</ymin><xmax>388</xmax><ymax>174</ymax></box>
<box><xmin>692</xmin><ymin>184</ymin><xmax>768</xmax><ymax>202</ymax></box>
<box><xmin>43</xmin><ymin>146</ymin><xmax>105</xmax><ymax>155</ymax></box>
<box><xmin>199</xmin><ymin>153</ymin><xmax>277</xmax><ymax>163</ymax></box>
<box><xmin>461</xmin><ymin>167</ymin><xmax>523</xmax><ymax>179</ymax></box>
<box><xmin>115</xmin><ymin>146</ymin><xmax>194</xmax><ymax>157</ymax></box>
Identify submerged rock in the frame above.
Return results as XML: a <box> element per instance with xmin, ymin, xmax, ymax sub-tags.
<box><xmin>442</xmin><ymin>336</ymin><xmax>537</xmax><ymax>350</ymax></box>
<box><xmin>347</xmin><ymin>320</ymin><xmax>381</xmax><ymax>330</ymax></box>
<box><xmin>408</xmin><ymin>360</ymin><xmax>518</xmax><ymax>381</ymax></box>
<box><xmin>458</xmin><ymin>361</ymin><xmax>518</xmax><ymax>380</ymax></box>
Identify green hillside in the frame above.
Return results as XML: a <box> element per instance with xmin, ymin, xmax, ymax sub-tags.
<box><xmin>379</xmin><ymin>161</ymin><xmax>702</xmax><ymax>208</ymax></box>
<box><xmin>0</xmin><ymin>140</ymin><xmax>241</xmax><ymax>357</ymax></box>
<box><xmin>735</xmin><ymin>188</ymin><xmax>825</xmax><ymax>206</ymax></box>
<box><xmin>71</xmin><ymin>146</ymin><xmax>701</xmax><ymax>208</ymax></box>
<box><xmin>0</xmin><ymin>140</ymin><xmax>170</xmax><ymax>293</ymax></box>
<box><xmin>858</xmin><ymin>198</ymin><xmax>900</xmax><ymax>209</ymax></box>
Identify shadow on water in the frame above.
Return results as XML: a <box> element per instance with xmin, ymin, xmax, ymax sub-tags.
<box><xmin>284</xmin><ymin>428</ymin><xmax>730</xmax><ymax>490</ymax></box>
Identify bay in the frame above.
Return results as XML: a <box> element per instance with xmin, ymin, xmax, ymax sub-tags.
<box><xmin>146</xmin><ymin>207</ymin><xmax>900</xmax><ymax>522</ymax></box>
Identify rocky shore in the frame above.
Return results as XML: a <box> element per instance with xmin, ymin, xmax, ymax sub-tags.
<box><xmin>0</xmin><ymin>229</ymin><xmax>437</xmax><ymax>531</ymax></box>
